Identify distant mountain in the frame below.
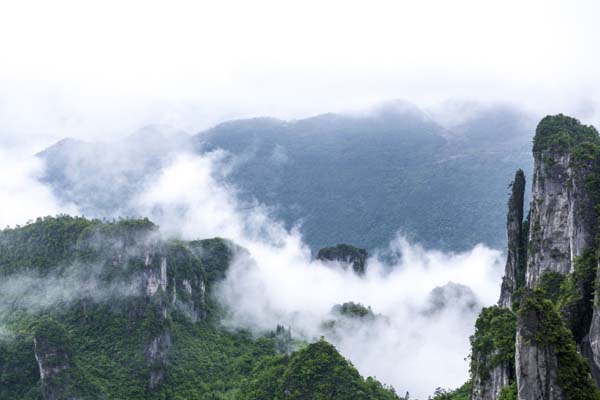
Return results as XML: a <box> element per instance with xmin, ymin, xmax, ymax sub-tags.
<box><xmin>38</xmin><ymin>101</ymin><xmax>535</xmax><ymax>252</ymax></box>
<box><xmin>196</xmin><ymin>101</ymin><xmax>535</xmax><ymax>251</ymax></box>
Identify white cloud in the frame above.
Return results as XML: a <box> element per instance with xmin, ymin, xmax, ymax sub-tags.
<box><xmin>134</xmin><ymin>151</ymin><xmax>504</xmax><ymax>397</ymax></box>
<box><xmin>0</xmin><ymin>147</ymin><xmax>78</xmax><ymax>228</ymax></box>
<box><xmin>0</xmin><ymin>0</ymin><xmax>599</xmax><ymax>139</ymax></box>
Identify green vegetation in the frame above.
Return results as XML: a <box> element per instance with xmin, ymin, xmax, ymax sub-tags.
<box><xmin>533</xmin><ymin>114</ymin><xmax>599</xmax><ymax>153</ymax></box>
<box><xmin>470</xmin><ymin>114</ymin><xmax>600</xmax><ymax>399</ymax></box>
<box><xmin>332</xmin><ymin>302</ymin><xmax>375</xmax><ymax>319</ymax></box>
<box><xmin>0</xmin><ymin>216</ymin><xmax>398</xmax><ymax>399</ymax></box>
<box><xmin>316</xmin><ymin>244</ymin><xmax>368</xmax><ymax>274</ymax></box>
<box><xmin>538</xmin><ymin>271</ymin><xmax>566</xmax><ymax>303</ymax></box>
<box><xmin>497</xmin><ymin>382</ymin><xmax>517</xmax><ymax>400</ymax></box>
<box><xmin>430</xmin><ymin>382</ymin><xmax>471</xmax><ymax>400</ymax></box>
<box><xmin>519</xmin><ymin>289</ymin><xmax>600</xmax><ymax>400</ymax></box>
<box><xmin>241</xmin><ymin>338</ymin><xmax>398</xmax><ymax>400</ymax></box>
<box><xmin>469</xmin><ymin>306</ymin><xmax>517</xmax><ymax>381</ymax></box>
<box><xmin>515</xmin><ymin>212</ymin><xmax>529</xmax><ymax>290</ymax></box>
<box><xmin>555</xmin><ymin>252</ymin><xmax>598</xmax><ymax>342</ymax></box>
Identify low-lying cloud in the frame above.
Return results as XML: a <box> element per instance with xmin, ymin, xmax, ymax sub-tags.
<box><xmin>134</xmin><ymin>151</ymin><xmax>504</xmax><ymax>398</ymax></box>
<box><xmin>0</xmin><ymin>135</ymin><xmax>506</xmax><ymax>397</ymax></box>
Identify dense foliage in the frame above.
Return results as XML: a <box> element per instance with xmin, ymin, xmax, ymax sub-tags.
<box><xmin>241</xmin><ymin>338</ymin><xmax>399</xmax><ymax>400</ymax></box>
<box><xmin>469</xmin><ymin>306</ymin><xmax>517</xmax><ymax>381</ymax></box>
<box><xmin>429</xmin><ymin>382</ymin><xmax>471</xmax><ymax>400</ymax></box>
<box><xmin>0</xmin><ymin>216</ymin><xmax>398</xmax><ymax>399</ymax></box>
<box><xmin>533</xmin><ymin>114</ymin><xmax>600</xmax><ymax>153</ymax></box>
<box><xmin>497</xmin><ymin>382</ymin><xmax>517</xmax><ymax>400</ymax></box>
<box><xmin>316</xmin><ymin>244</ymin><xmax>368</xmax><ymax>274</ymax></box>
<box><xmin>331</xmin><ymin>302</ymin><xmax>375</xmax><ymax>319</ymax></box>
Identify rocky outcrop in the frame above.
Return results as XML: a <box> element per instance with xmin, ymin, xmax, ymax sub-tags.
<box><xmin>477</xmin><ymin>115</ymin><xmax>600</xmax><ymax>400</ymax></box>
<box><xmin>316</xmin><ymin>244</ymin><xmax>368</xmax><ymax>274</ymax></box>
<box><xmin>469</xmin><ymin>306</ymin><xmax>516</xmax><ymax>400</ymax></box>
<box><xmin>526</xmin><ymin>115</ymin><xmax>600</xmax><ymax>288</ymax></box>
<box><xmin>471</xmin><ymin>170</ymin><xmax>525</xmax><ymax>400</ymax></box>
<box><xmin>499</xmin><ymin>169</ymin><xmax>526</xmax><ymax>308</ymax></box>
<box><xmin>526</xmin><ymin>148</ymin><xmax>573</xmax><ymax>287</ymax></box>
<box><xmin>471</xmin><ymin>363</ymin><xmax>512</xmax><ymax>400</ymax></box>
<box><xmin>145</xmin><ymin>255</ymin><xmax>168</xmax><ymax>296</ymax></box>
<box><xmin>516</xmin><ymin>310</ymin><xmax>565</xmax><ymax>400</ymax></box>
<box><xmin>516</xmin><ymin>115</ymin><xmax>600</xmax><ymax>399</ymax></box>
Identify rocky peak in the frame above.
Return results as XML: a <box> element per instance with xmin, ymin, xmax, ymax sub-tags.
<box><xmin>526</xmin><ymin>115</ymin><xmax>600</xmax><ymax>287</ymax></box>
<box><xmin>473</xmin><ymin>114</ymin><xmax>600</xmax><ymax>400</ymax></box>
<box><xmin>499</xmin><ymin>169</ymin><xmax>526</xmax><ymax>308</ymax></box>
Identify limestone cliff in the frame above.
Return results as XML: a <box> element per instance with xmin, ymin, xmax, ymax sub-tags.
<box><xmin>526</xmin><ymin>115</ymin><xmax>600</xmax><ymax>287</ymax></box>
<box><xmin>472</xmin><ymin>114</ymin><xmax>600</xmax><ymax>400</ymax></box>
<box><xmin>499</xmin><ymin>169</ymin><xmax>527</xmax><ymax>309</ymax></box>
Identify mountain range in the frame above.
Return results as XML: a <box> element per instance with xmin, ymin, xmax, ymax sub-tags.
<box><xmin>39</xmin><ymin>101</ymin><xmax>535</xmax><ymax>253</ymax></box>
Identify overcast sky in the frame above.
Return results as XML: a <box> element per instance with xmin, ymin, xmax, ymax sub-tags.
<box><xmin>1</xmin><ymin>0</ymin><xmax>599</xmax><ymax>147</ymax></box>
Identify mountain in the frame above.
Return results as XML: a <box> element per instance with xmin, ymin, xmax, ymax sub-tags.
<box><xmin>0</xmin><ymin>216</ymin><xmax>400</xmax><ymax>399</ymax></box>
<box><xmin>468</xmin><ymin>114</ymin><xmax>600</xmax><ymax>400</ymax></box>
<box><xmin>38</xmin><ymin>101</ymin><xmax>535</xmax><ymax>253</ymax></box>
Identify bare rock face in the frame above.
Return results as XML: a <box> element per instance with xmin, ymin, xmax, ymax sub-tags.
<box><xmin>526</xmin><ymin>149</ymin><xmax>573</xmax><ymax>287</ymax></box>
<box><xmin>485</xmin><ymin>115</ymin><xmax>600</xmax><ymax>399</ymax></box>
<box><xmin>146</xmin><ymin>329</ymin><xmax>172</xmax><ymax>389</ymax></box>
<box><xmin>471</xmin><ymin>361</ymin><xmax>512</xmax><ymax>400</ymax></box>
<box><xmin>516</xmin><ymin>327</ymin><xmax>565</xmax><ymax>400</ymax></box>
<box><xmin>516</xmin><ymin>290</ymin><xmax>569</xmax><ymax>400</ymax></box>
<box><xmin>518</xmin><ymin>116</ymin><xmax>600</xmax><ymax>398</ymax></box>
<box><xmin>526</xmin><ymin>116</ymin><xmax>600</xmax><ymax>288</ymax></box>
<box><xmin>499</xmin><ymin>169</ymin><xmax>526</xmax><ymax>309</ymax></box>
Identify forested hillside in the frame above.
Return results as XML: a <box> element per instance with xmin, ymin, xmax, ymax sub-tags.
<box><xmin>0</xmin><ymin>216</ymin><xmax>399</xmax><ymax>399</ymax></box>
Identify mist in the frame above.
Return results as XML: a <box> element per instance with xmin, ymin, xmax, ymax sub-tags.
<box><xmin>6</xmin><ymin>1</ymin><xmax>597</xmax><ymax>395</ymax></box>
<box><xmin>1</xmin><ymin>1</ymin><xmax>600</xmax><ymax>142</ymax></box>
<box><xmin>0</xmin><ymin>147</ymin><xmax>78</xmax><ymax>228</ymax></box>
<box><xmin>131</xmin><ymin>151</ymin><xmax>504</xmax><ymax>397</ymax></box>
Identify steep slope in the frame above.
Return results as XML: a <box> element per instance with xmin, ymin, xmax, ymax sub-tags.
<box><xmin>0</xmin><ymin>216</ymin><xmax>399</xmax><ymax>399</ymax></box>
<box><xmin>470</xmin><ymin>114</ymin><xmax>600</xmax><ymax>400</ymax></box>
<box><xmin>498</xmin><ymin>169</ymin><xmax>527</xmax><ymax>309</ymax></box>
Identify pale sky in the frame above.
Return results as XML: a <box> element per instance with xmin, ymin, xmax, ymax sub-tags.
<box><xmin>1</xmin><ymin>0</ymin><xmax>600</xmax><ymax>146</ymax></box>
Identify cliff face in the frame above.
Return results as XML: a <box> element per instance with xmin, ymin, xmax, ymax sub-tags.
<box><xmin>471</xmin><ymin>170</ymin><xmax>525</xmax><ymax>400</ymax></box>
<box><xmin>472</xmin><ymin>114</ymin><xmax>600</xmax><ymax>400</ymax></box>
<box><xmin>517</xmin><ymin>116</ymin><xmax>600</xmax><ymax>400</ymax></box>
<box><xmin>471</xmin><ymin>360</ymin><xmax>511</xmax><ymax>400</ymax></box>
<box><xmin>526</xmin><ymin>149</ymin><xmax>573</xmax><ymax>286</ymax></box>
<box><xmin>526</xmin><ymin>116</ymin><xmax>600</xmax><ymax>284</ymax></box>
<box><xmin>469</xmin><ymin>306</ymin><xmax>516</xmax><ymax>400</ymax></box>
<box><xmin>515</xmin><ymin>293</ymin><xmax>566</xmax><ymax>400</ymax></box>
<box><xmin>499</xmin><ymin>169</ymin><xmax>526</xmax><ymax>309</ymax></box>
